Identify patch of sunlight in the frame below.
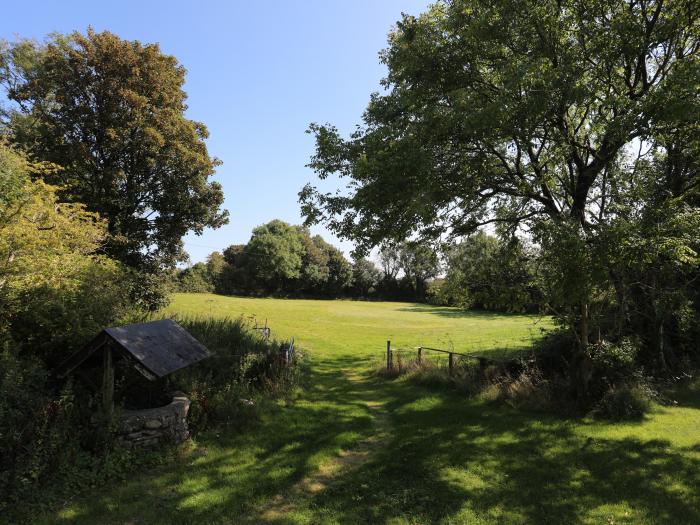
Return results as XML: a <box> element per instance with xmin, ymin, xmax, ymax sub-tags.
<box><xmin>582</xmin><ymin>504</ymin><xmax>642</xmax><ymax>525</ymax></box>
<box><xmin>178</xmin><ymin>476</ymin><xmax>211</xmax><ymax>494</ymax></box>
<box><xmin>440</xmin><ymin>466</ymin><xmax>488</xmax><ymax>490</ymax></box>
<box><xmin>56</xmin><ymin>506</ymin><xmax>84</xmax><ymax>521</ymax></box>
<box><xmin>333</xmin><ymin>430</ymin><xmax>363</xmax><ymax>446</ymax></box>
<box><xmin>176</xmin><ymin>487</ymin><xmax>228</xmax><ymax>510</ymax></box>
<box><xmin>396</xmin><ymin>395</ymin><xmax>444</xmax><ymax>413</ymax></box>
<box><xmin>577</xmin><ymin>404</ymin><xmax>700</xmax><ymax>448</ymax></box>
<box><xmin>445</xmin><ymin>503</ymin><xmax>526</xmax><ymax>525</ymax></box>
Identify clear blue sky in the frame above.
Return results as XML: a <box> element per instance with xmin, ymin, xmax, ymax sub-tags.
<box><xmin>1</xmin><ymin>0</ymin><xmax>430</xmax><ymax>263</ymax></box>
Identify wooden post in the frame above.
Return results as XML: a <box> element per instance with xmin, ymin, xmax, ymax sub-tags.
<box><xmin>417</xmin><ymin>346</ymin><xmax>422</xmax><ymax>365</ymax></box>
<box><xmin>449</xmin><ymin>352</ymin><xmax>454</xmax><ymax>375</ymax></box>
<box><xmin>102</xmin><ymin>346</ymin><xmax>114</xmax><ymax>418</ymax></box>
<box><xmin>386</xmin><ymin>340</ymin><xmax>392</xmax><ymax>371</ymax></box>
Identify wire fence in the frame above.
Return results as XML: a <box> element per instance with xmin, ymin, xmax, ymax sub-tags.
<box><xmin>381</xmin><ymin>339</ymin><xmax>535</xmax><ymax>376</ymax></box>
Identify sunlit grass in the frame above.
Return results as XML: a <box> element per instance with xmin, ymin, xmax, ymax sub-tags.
<box><xmin>27</xmin><ymin>294</ymin><xmax>700</xmax><ymax>525</ymax></box>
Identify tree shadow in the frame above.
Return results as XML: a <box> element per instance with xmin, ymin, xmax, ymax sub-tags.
<box><xmin>38</xmin><ymin>357</ymin><xmax>700</xmax><ymax>525</ymax></box>
<box><xmin>39</xmin><ymin>359</ymin><xmax>395</xmax><ymax>524</ymax></box>
<box><xmin>302</xmin><ymin>389</ymin><xmax>700</xmax><ymax>524</ymax></box>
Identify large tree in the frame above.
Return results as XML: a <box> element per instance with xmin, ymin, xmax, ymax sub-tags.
<box><xmin>302</xmin><ymin>0</ymin><xmax>700</xmax><ymax>348</ymax></box>
<box><xmin>242</xmin><ymin>220</ymin><xmax>306</xmax><ymax>292</ymax></box>
<box><xmin>1</xmin><ymin>29</ymin><xmax>228</xmax><ymax>270</ymax></box>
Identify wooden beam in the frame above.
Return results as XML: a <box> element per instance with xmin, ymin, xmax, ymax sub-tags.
<box><xmin>102</xmin><ymin>345</ymin><xmax>114</xmax><ymax>418</ymax></box>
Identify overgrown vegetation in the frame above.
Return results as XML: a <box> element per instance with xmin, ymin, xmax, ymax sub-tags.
<box><xmin>303</xmin><ymin>0</ymin><xmax>700</xmax><ymax>413</ymax></box>
<box><xmin>170</xmin><ymin>316</ymin><xmax>303</xmax><ymax>432</ymax></box>
<box><xmin>29</xmin><ymin>295</ymin><xmax>700</xmax><ymax>525</ymax></box>
<box><xmin>0</xmin><ymin>31</ymin><xmax>294</xmax><ymax>519</ymax></box>
<box><xmin>381</xmin><ymin>333</ymin><xmax>663</xmax><ymax>419</ymax></box>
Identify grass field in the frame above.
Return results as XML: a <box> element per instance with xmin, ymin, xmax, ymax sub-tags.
<box><xmin>36</xmin><ymin>294</ymin><xmax>700</xmax><ymax>525</ymax></box>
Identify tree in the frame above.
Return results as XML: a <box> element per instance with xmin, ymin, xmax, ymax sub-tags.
<box><xmin>0</xmin><ymin>141</ymin><xmax>131</xmax><ymax>363</ymax></box>
<box><xmin>298</xmin><ymin>235</ymin><xmax>330</xmax><ymax>293</ymax></box>
<box><xmin>321</xmin><ymin>239</ymin><xmax>353</xmax><ymax>296</ymax></box>
<box><xmin>174</xmin><ymin>263</ymin><xmax>213</xmax><ymax>293</ymax></box>
<box><xmin>243</xmin><ymin>220</ymin><xmax>305</xmax><ymax>293</ymax></box>
<box><xmin>397</xmin><ymin>241</ymin><xmax>440</xmax><ymax>300</ymax></box>
<box><xmin>302</xmin><ymin>0</ymin><xmax>700</xmax><ymax>349</ymax></box>
<box><xmin>351</xmin><ymin>257</ymin><xmax>381</xmax><ymax>297</ymax></box>
<box><xmin>1</xmin><ymin>29</ymin><xmax>228</xmax><ymax>271</ymax></box>
<box><xmin>442</xmin><ymin>232</ymin><xmax>541</xmax><ymax>312</ymax></box>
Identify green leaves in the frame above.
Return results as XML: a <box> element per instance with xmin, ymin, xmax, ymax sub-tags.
<box><xmin>303</xmin><ymin>0</ymin><xmax>699</xmax><ymax>248</ymax></box>
<box><xmin>2</xmin><ymin>29</ymin><xmax>228</xmax><ymax>271</ymax></box>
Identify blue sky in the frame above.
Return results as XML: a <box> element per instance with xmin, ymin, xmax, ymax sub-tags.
<box><xmin>1</xmin><ymin>0</ymin><xmax>430</xmax><ymax>263</ymax></box>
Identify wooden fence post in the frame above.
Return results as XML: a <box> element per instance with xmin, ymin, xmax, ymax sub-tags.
<box><xmin>387</xmin><ymin>340</ymin><xmax>392</xmax><ymax>371</ymax></box>
<box><xmin>417</xmin><ymin>346</ymin><xmax>422</xmax><ymax>365</ymax></box>
<box><xmin>102</xmin><ymin>346</ymin><xmax>114</xmax><ymax>418</ymax></box>
<box><xmin>448</xmin><ymin>352</ymin><xmax>454</xmax><ymax>375</ymax></box>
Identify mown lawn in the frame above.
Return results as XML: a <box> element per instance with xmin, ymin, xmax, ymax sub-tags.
<box><xmin>32</xmin><ymin>294</ymin><xmax>700</xmax><ymax>525</ymax></box>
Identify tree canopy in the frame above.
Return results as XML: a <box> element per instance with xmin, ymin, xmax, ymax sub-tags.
<box><xmin>1</xmin><ymin>29</ymin><xmax>228</xmax><ymax>271</ymax></box>
<box><xmin>302</xmin><ymin>0</ymin><xmax>699</xmax><ymax>246</ymax></box>
<box><xmin>302</xmin><ymin>0</ymin><xmax>700</xmax><ymax>353</ymax></box>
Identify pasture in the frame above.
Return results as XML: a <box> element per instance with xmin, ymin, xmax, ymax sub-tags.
<box><xmin>39</xmin><ymin>294</ymin><xmax>700</xmax><ymax>525</ymax></box>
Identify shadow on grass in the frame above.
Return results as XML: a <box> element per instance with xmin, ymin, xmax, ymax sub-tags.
<box><xmin>39</xmin><ymin>356</ymin><xmax>700</xmax><ymax>525</ymax></box>
<box><xmin>396</xmin><ymin>304</ymin><xmax>545</xmax><ymax>321</ymax></box>
<box><xmin>304</xmin><ymin>388</ymin><xmax>700</xmax><ymax>524</ymax></box>
<box><xmin>38</xmin><ymin>360</ymin><xmax>389</xmax><ymax>525</ymax></box>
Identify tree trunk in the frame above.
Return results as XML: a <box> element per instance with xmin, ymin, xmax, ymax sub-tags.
<box><xmin>579</xmin><ymin>302</ymin><xmax>589</xmax><ymax>349</ymax></box>
<box><xmin>570</xmin><ymin>302</ymin><xmax>593</xmax><ymax>407</ymax></box>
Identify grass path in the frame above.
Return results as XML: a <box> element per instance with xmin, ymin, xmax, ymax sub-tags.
<box><xmin>34</xmin><ymin>295</ymin><xmax>700</xmax><ymax>524</ymax></box>
<box><xmin>260</xmin><ymin>371</ymin><xmax>392</xmax><ymax>522</ymax></box>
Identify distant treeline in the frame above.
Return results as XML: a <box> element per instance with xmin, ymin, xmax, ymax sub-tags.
<box><xmin>172</xmin><ymin>220</ymin><xmax>544</xmax><ymax>312</ymax></box>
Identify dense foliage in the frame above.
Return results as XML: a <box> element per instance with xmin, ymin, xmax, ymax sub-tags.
<box><xmin>300</xmin><ymin>0</ymin><xmax>700</xmax><ymax>405</ymax></box>
<box><xmin>0</xmin><ymin>142</ymin><xmax>138</xmax><ymax>510</ymax></box>
<box><xmin>1</xmin><ymin>29</ymin><xmax>228</xmax><ymax>277</ymax></box>
<box><xmin>428</xmin><ymin>232</ymin><xmax>542</xmax><ymax>313</ymax></box>
<box><xmin>302</xmin><ymin>0</ymin><xmax>700</xmax><ymax>395</ymax></box>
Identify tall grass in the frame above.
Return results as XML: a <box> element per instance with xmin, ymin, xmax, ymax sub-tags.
<box><xmin>167</xmin><ymin>315</ymin><xmax>302</xmax><ymax>431</ymax></box>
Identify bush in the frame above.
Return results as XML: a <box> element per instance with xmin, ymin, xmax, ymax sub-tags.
<box><xmin>169</xmin><ymin>316</ymin><xmax>302</xmax><ymax>431</ymax></box>
<box><xmin>0</xmin><ymin>347</ymin><xmax>80</xmax><ymax>510</ymax></box>
<box><xmin>590</xmin><ymin>338</ymin><xmax>639</xmax><ymax>381</ymax></box>
<box><xmin>595</xmin><ymin>382</ymin><xmax>653</xmax><ymax>420</ymax></box>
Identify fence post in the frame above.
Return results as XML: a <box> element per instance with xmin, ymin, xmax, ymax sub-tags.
<box><xmin>417</xmin><ymin>346</ymin><xmax>422</xmax><ymax>365</ymax></box>
<box><xmin>449</xmin><ymin>352</ymin><xmax>454</xmax><ymax>375</ymax></box>
<box><xmin>387</xmin><ymin>340</ymin><xmax>392</xmax><ymax>371</ymax></box>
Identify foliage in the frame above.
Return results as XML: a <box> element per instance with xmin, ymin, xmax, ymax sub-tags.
<box><xmin>595</xmin><ymin>383</ymin><xmax>653</xmax><ymax>420</ymax></box>
<box><xmin>350</xmin><ymin>257</ymin><xmax>381</xmax><ymax>297</ymax></box>
<box><xmin>0</xmin><ymin>144</ymin><xmax>133</xmax><ymax>363</ymax></box>
<box><xmin>303</xmin><ymin>0</ymin><xmax>698</xmax><ymax>247</ymax></box>
<box><xmin>169</xmin><ymin>316</ymin><xmax>302</xmax><ymax>431</ymax></box>
<box><xmin>172</xmin><ymin>263</ymin><xmax>215</xmax><ymax>293</ymax></box>
<box><xmin>212</xmin><ymin>219</ymin><xmax>354</xmax><ymax>297</ymax></box>
<box><xmin>440</xmin><ymin>232</ymin><xmax>542</xmax><ymax>312</ymax></box>
<box><xmin>243</xmin><ymin>219</ymin><xmax>307</xmax><ymax>292</ymax></box>
<box><xmin>1</xmin><ymin>29</ymin><xmax>228</xmax><ymax>272</ymax></box>
<box><xmin>301</xmin><ymin>0</ymin><xmax>700</xmax><ymax>383</ymax></box>
<box><xmin>32</xmin><ymin>294</ymin><xmax>700</xmax><ymax>525</ymax></box>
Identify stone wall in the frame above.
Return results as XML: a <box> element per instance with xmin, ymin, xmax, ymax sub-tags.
<box><xmin>118</xmin><ymin>392</ymin><xmax>191</xmax><ymax>448</ymax></box>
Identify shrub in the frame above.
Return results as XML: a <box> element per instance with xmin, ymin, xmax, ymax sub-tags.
<box><xmin>590</xmin><ymin>338</ymin><xmax>639</xmax><ymax>381</ymax></box>
<box><xmin>169</xmin><ymin>316</ymin><xmax>302</xmax><ymax>431</ymax></box>
<box><xmin>0</xmin><ymin>347</ymin><xmax>81</xmax><ymax>510</ymax></box>
<box><xmin>595</xmin><ymin>382</ymin><xmax>653</xmax><ymax>420</ymax></box>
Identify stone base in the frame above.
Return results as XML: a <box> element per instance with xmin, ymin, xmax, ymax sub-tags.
<box><xmin>117</xmin><ymin>392</ymin><xmax>191</xmax><ymax>448</ymax></box>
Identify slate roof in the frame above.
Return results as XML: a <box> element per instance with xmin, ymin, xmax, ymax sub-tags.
<box><xmin>57</xmin><ymin>319</ymin><xmax>211</xmax><ymax>379</ymax></box>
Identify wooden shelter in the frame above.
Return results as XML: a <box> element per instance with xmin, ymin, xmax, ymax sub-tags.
<box><xmin>57</xmin><ymin>319</ymin><xmax>211</xmax><ymax>414</ymax></box>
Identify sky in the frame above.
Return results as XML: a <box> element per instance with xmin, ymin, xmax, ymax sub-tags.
<box><xmin>0</xmin><ymin>0</ymin><xmax>431</xmax><ymax>264</ymax></box>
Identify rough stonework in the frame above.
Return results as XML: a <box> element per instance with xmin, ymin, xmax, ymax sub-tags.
<box><xmin>117</xmin><ymin>392</ymin><xmax>191</xmax><ymax>448</ymax></box>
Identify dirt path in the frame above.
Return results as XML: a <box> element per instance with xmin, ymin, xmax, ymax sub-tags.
<box><xmin>258</xmin><ymin>371</ymin><xmax>392</xmax><ymax>522</ymax></box>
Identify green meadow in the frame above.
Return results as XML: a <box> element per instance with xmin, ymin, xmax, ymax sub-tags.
<box><xmin>40</xmin><ymin>294</ymin><xmax>700</xmax><ymax>525</ymax></box>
